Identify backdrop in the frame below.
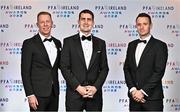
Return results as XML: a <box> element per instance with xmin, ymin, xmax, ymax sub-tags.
<box><xmin>0</xmin><ymin>0</ymin><xmax>180</xmax><ymax>111</ymax></box>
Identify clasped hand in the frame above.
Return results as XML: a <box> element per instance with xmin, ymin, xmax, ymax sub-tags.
<box><xmin>76</xmin><ymin>85</ymin><xmax>97</xmax><ymax>98</ymax></box>
<box><xmin>131</xmin><ymin>90</ymin><xmax>146</xmax><ymax>103</ymax></box>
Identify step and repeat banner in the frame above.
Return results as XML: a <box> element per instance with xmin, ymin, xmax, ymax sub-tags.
<box><xmin>0</xmin><ymin>0</ymin><xmax>180</xmax><ymax>111</ymax></box>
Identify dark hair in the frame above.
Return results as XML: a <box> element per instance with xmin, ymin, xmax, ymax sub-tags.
<box><xmin>79</xmin><ymin>9</ymin><xmax>94</xmax><ymax>20</ymax></box>
<box><xmin>136</xmin><ymin>13</ymin><xmax>152</xmax><ymax>24</ymax></box>
<box><xmin>37</xmin><ymin>11</ymin><xmax>52</xmax><ymax>22</ymax></box>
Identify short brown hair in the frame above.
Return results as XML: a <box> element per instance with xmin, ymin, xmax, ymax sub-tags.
<box><xmin>136</xmin><ymin>13</ymin><xmax>152</xmax><ymax>24</ymax></box>
<box><xmin>79</xmin><ymin>9</ymin><xmax>94</xmax><ymax>21</ymax></box>
<box><xmin>37</xmin><ymin>11</ymin><xmax>52</xmax><ymax>22</ymax></box>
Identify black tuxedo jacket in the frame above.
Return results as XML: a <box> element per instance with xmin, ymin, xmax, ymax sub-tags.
<box><xmin>123</xmin><ymin>36</ymin><xmax>168</xmax><ymax>100</ymax></box>
<box><xmin>60</xmin><ymin>33</ymin><xmax>109</xmax><ymax>99</ymax></box>
<box><xmin>21</xmin><ymin>34</ymin><xmax>61</xmax><ymax>97</ymax></box>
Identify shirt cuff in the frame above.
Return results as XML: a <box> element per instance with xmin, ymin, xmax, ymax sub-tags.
<box><xmin>140</xmin><ymin>89</ymin><xmax>148</xmax><ymax>97</ymax></box>
<box><xmin>129</xmin><ymin>87</ymin><xmax>137</xmax><ymax>93</ymax></box>
<box><xmin>27</xmin><ymin>94</ymin><xmax>35</xmax><ymax>97</ymax></box>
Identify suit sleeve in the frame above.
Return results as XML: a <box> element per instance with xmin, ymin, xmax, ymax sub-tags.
<box><xmin>123</xmin><ymin>43</ymin><xmax>136</xmax><ymax>90</ymax></box>
<box><xmin>93</xmin><ymin>40</ymin><xmax>109</xmax><ymax>90</ymax></box>
<box><xmin>21</xmin><ymin>40</ymin><xmax>34</xmax><ymax>96</ymax></box>
<box><xmin>60</xmin><ymin>38</ymin><xmax>80</xmax><ymax>90</ymax></box>
<box><xmin>142</xmin><ymin>42</ymin><xmax>168</xmax><ymax>96</ymax></box>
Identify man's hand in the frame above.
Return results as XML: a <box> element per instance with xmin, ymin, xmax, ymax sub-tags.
<box><xmin>131</xmin><ymin>90</ymin><xmax>146</xmax><ymax>103</ymax></box>
<box><xmin>76</xmin><ymin>85</ymin><xmax>89</xmax><ymax>97</ymax></box>
<box><xmin>28</xmin><ymin>95</ymin><xmax>38</xmax><ymax>110</ymax></box>
<box><xmin>76</xmin><ymin>85</ymin><xmax>97</xmax><ymax>98</ymax></box>
<box><xmin>131</xmin><ymin>89</ymin><xmax>138</xmax><ymax>97</ymax></box>
<box><xmin>85</xmin><ymin>86</ymin><xmax>97</xmax><ymax>98</ymax></box>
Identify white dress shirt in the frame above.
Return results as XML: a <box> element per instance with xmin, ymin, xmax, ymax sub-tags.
<box><xmin>135</xmin><ymin>35</ymin><xmax>151</xmax><ymax>66</ymax></box>
<box><xmin>39</xmin><ymin>32</ymin><xmax>57</xmax><ymax>67</ymax></box>
<box><xmin>79</xmin><ymin>32</ymin><xmax>93</xmax><ymax>69</ymax></box>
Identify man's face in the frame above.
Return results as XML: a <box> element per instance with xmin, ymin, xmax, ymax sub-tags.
<box><xmin>78</xmin><ymin>13</ymin><xmax>94</xmax><ymax>34</ymax></box>
<box><xmin>136</xmin><ymin>17</ymin><xmax>152</xmax><ymax>38</ymax></box>
<box><xmin>37</xmin><ymin>14</ymin><xmax>53</xmax><ymax>37</ymax></box>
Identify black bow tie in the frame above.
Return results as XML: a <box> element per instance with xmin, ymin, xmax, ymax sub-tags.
<box><xmin>137</xmin><ymin>39</ymin><xmax>147</xmax><ymax>44</ymax></box>
<box><xmin>81</xmin><ymin>35</ymin><xmax>91</xmax><ymax>41</ymax></box>
<box><xmin>43</xmin><ymin>38</ymin><xmax>53</xmax><ymax>42</ymax></box>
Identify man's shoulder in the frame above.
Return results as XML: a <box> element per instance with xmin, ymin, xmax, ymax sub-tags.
<box><xmin>128</xmin><ymin>39</ymin><xmax>138</xmax><ymax>45</ymax></box>
<box><xmin>52</xmin><ymin>36</ymin><xmax>61</xmax><ymax>43</ymax></box>
<box><xmin>63</xmin><ymin>33</ymin><xmax>79</xmax><ymax>41</ymax></box>
<box><xmin>22</xmin><ymin>35</ymin><xmax>40</xmax><ymax>49</ymax></box>
<box><xmin>151</xmin><ymin>36</ymin><xmax>167</xmax><ymax>47</ymax></box>
<box><xmin>93</xmin><ymin>35</ymin><xmax>106</xmax><ymax>43</ymax></box>
<box><xmin>23</xmin><ymin>34</ymin><xmax>38</xmax><ymax>43</ymax></box>
<box><xmin>154</xmin><ymin>38</ymin><xmax>166</xmax><ymax>43</ymax></box>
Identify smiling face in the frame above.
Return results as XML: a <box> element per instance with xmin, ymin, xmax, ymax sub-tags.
<box><xmin>78</xmin><ymin>13</ymin><xmax>94</xmax><ymax>35</ymax></box>
<box><xmin>136</xmin><ymin>16</ymin><xmax>152</xmax><ymax>39</ymax></box>
<box><xmin>37</xmin><ymin>14</ymin><xmax>53</xmax><ymax>37</ymax></box>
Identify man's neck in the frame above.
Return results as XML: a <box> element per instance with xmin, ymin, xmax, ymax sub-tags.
<box><xmin>140</xmin><ymin>34</ymin><xmax>150</xmax><ymax>40</ymax></box>
<box><xmin>79</xmin><ymin>31</ymin><xmax>91</xmax><ymax>37</ymax></box>
<box><xmin>39</xmin><ymin>32</ymin><xmax>51</xmax><ymax>38</ymax></box>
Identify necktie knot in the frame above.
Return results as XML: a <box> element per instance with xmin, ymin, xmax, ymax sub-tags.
<box><xmin>43</xmin><ymin>38</ymin><xmax>53</xmax><ymax>42</ymax></box>
<box><xmin>81</xmin><ymin>35</ymin><xmax>91</xmax><ymax>41</ymax></box>
<box><xmin>137</xmin><ymin>39</ymin><xmax>147</xmax><ymax>44</ymax></box>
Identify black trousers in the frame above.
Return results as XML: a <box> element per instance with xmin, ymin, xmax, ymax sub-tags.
<box><xmin>66</xmin><ymin>96</ymin><xmax>102</xmax><ymax>112</ymax></box>
<box><xmin>30</xmin><ymin>90</ymin><xmax>59</xmax><ymax>112</ymax></box>
<box><xmin>129</xmin><ymin>99</ymin><xmax>163</xmax><ymax>111</ymax></box>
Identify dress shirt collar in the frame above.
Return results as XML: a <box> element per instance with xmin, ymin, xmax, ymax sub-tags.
<box><xmin>139</xmin><ymin>34</ymin><xmax>151</xmax><ymax>44</ymax></box>
<box><xmin>39</xmin><ymin>32</ymin><xmax>52</xmax><ymax>42</ymax></box>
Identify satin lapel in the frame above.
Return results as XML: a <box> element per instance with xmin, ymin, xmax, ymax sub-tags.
<box><xmin>138</xmin><ymin>37</ymin><xmax>154</xmax><ymax>67</ymax></box>
<box><xmin>34</xmin><ymin>34</ymin><xmax>52</xmax><ymax>67</ymax></box>
<box><xmin>74</xmin><ymin>35</ymin><xmax>87</xmax><ymax>68</ymax></box>
<box><xmin>132</xmin><ymin>41</ymin><xmax>139</xmax><ymax>68</ymax></box>
<box><xmin>88</xmin><ymin>37</ymin><xmax>99</xmax><ymax>70</ymax></box>
<box><xmin>52</xmin><ymin>38</ymin><xmax>61</xmax><ymax>67</ymax></box>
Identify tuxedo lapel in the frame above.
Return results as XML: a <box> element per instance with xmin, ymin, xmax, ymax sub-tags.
<box><xmin>88</xmin><ymin>37</ymin><xmax>99</xmax><ymax>70</ymax></box>
<box><xmin>132</xmin><ymin>41</ymin><xmax>139</xmax><ymax>68</ymax></box>
<box><xmin>74</xmin><ymin>35</ymin><xmax>87</xmax><ymax>68</ymax></box>
<box><xmin>34</xmin><ymin>34</ymin><xmax>52</xmax><ymax>67</ymax></box>
<box><xmin>52</xmin><ymin>37</ymin><xmax>61</xmax><ymax>67</ymax></box>
<box><xmin>138</xmin><ymin>36</ymin><xmax>154</xmax><ymax>67</ymax></box>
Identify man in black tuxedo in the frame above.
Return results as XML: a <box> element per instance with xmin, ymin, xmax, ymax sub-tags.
<box><xmin>123</xmin><ymin>13</ymin><xmax>168</xmax><ymax>111</ymax></box>
<box><xmin>21</xmin><ymin>11</ymin><xmax>61</xmax><ymax>111</ymax></box>
<box><xmin>60</xmin><ymin>9</ymin><xmax>109</xmax><ymax>111</ymax></box>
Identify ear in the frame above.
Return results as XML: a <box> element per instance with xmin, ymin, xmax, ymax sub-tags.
<box><xmin>150</xmin><ymin>23</ymin><xmax>153</xmax><ymax>29</ymax></box>
<box><xmin>92</xmin><ymin>20</ymin><xmax>95</xmax><ymax>26</ymax></box>
<box><xmin>135</xmin><ymin>24</ymin><xmax>137</xmax><ymax>28</ymax></box>
<box><xmin>51</xmin><ymin>21</ymin><xmax>54</xmax><ymax>28</ymax></box>
<box><xmin>36</xmin><ymin>22</ymin><xmax>39</xmax><ymax>28</ymax></box>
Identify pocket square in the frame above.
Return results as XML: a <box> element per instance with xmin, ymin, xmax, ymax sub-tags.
<box><xmin>97</xmin><ymin>51</ymin><xmax>101</xmax><ymax>53</ymax></box>
<box><xmin>59</xmin><ymin>48</ymin><xmax>61</xmax><ymax>51</ymax></box>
